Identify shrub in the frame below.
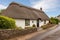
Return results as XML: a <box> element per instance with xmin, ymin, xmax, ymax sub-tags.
<box><xmin>32</xmin><ymin>24</ymin><xmax>36</xmax><ymax>27</ymax></box>
<box><xmin>15</xmin><ymin>27</ymin><xmax>23</xmax><ymax>30</ymax></box>
<box><xmin>41</xmin><ymin>26</ymin><xmax>47</xmax><ymax>29</ymax></box>
<box><xmin>25</xmin><ymin>27</ymin><xmax>36</xmax><ymax>29</ymax></box>
<box><xmin>50</xmin><ymin>17</ymin><xmax>59</xmax><ymax>24</ymax></box>
<box><xmin>0</xmin><ymin>16</ymin><xmax>16</xmax><ymax>29</ymax></box>
<box><xmin>41</xmin><ymin>23</ymin><xmax>55</xmax><ymax>29</ymax></box>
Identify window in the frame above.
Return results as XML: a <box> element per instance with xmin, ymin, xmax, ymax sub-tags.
<box><xmin>25</xmin><ymin>19</ymin><xmax>30</xmax><ymax>26</ymax></box>
<box><xmin>44</xmin><ymin>20</ymin><xmax>46</xmax><ymax>24</ymax></box>
<box><xmin>32</xmin><ymin>20</ymin><xmax>34</xmax><ymax>23</ymax></box>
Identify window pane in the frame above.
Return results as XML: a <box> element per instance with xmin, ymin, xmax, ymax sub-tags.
<box><xmin>32</xmin><ymin>20</ymin><xmax>34</xmax><ymax>23</ymax></box>
<box><xmin>25</xmin><ymin>19</ymin><xmax>30</xmax><ymax>26</ymax></box>
<box><xmin>44</xmin><ymin>21</ymin><xmax>46</xmax><ymax>24</ymax></box>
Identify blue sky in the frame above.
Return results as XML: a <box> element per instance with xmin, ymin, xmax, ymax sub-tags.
<box><xmin>0</xmin><ymin>0</ymin><xmax>60</xmax><ymax>17</ymax></box>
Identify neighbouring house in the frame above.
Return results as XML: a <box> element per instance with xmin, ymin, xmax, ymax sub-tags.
<box><xmin>56</xmin><ymin>15</ymin><xmax>60</xmax><ymax>20</ymax></box>
<box><xmin>2</xmin><ymin>2</ymin><xmax>49</xmax><ymax>28</ymax></box>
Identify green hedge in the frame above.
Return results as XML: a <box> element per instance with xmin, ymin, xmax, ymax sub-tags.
<box><xmin>0</xmin><ymin>16</ymin><xmax>16</xmax><ymax>29</ymax></box>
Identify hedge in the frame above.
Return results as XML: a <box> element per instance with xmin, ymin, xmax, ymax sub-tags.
<box><xmin>0</xmin><ymin>16</ymin><xmax>16</xmax><ymax>29</ymax></box>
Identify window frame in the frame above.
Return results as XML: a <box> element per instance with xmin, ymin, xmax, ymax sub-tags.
<box><xmin>44</xmin><ymin>20</ymin><xmax>46</xmax><ymax>24</ymax></box>
<box><xmin>25</xmin><ymin>19</ymin><xmax>30</xmax><ymax>26</ymax></box>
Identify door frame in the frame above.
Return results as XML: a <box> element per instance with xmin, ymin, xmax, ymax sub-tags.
<box><xmin>37</xmin><ymin>18</ymin><xmax>41</xmax><ymax>27</ymax></box>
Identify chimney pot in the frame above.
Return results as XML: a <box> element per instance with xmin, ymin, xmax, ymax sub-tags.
<box><xmin>40</xmin><ymin>8</ymin><xmax>42</xmax><ymax>11</ymax></box>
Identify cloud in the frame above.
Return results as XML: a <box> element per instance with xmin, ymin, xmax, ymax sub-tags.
<box><xmin>29</xmin><ymin>0</ymin><xmax>60</xmax><ymax>17</ymax></box>
<box><xmin>30</xmin><ymin>0</ymin><xmax>59</xmax><ymax>11</ymax></box>
<box><xmin>0</xmin><ymin>4</ymin><xmax>7</xmax><ymax>10</ymax></box>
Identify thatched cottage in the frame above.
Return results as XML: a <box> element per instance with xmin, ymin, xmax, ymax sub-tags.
<box><xmin>2</xmin><ymin>2</ymin><xmax>49</xmax><ymax>28</ymax></box>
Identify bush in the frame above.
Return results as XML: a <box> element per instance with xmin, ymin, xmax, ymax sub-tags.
<box><xmin>0</xmin><ymin>16</ymin><xmax>16</xmax><ymax>29</ymax></box>
<box><xmin>41</xmin><ymin>23</ymin><xmax>55</xmax><ymax>29</ymax></box>
<box><xmin>15</xmin><ymin>27</ymin><xmax>23</xmax><ymax>30</ymax></box>
<box><xmin>50</xmin><ymin>17</ymin><xmax>59</xmax><ymax>24</ymax></box>
<box><xmin>25</xmin><ymin>27</ymin><xmax>36</xmax><ymax>29</ymax></box>
<box><xmin>32</xmin><ymin>24</ymin><xmax>36</xmax><ymax>27</ymax></box>
<box><xmin>41</xmin><ymin>26</ymin><xmax>47</xmax><ymax>29</ymax></box>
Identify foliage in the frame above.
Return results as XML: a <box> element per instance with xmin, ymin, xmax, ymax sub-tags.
<box><xmin>32</xmin><ymin>24</ymin><xmax>36</xmax><ymax>27</ymax></box>
<box><xmin>0</xmin><ymin>16</ymin><xmax>16</xmax><ymax>29</ymax></box>
<box><xmin>41</xmin><ymin>26</ymin><xmax>47</xmax><ymax>29</ymax></box>
<box><xmin>50</xmin><ymin>17</ymin><xmax>60</xmax><ymax>24</ymax></box>
<box><xmin>41</xmin><ymin>23</ymin><xmax>55</xmax><ymax>29</ymax></box>
<box><xmin>25</xmin><ymin>27</ymin><xmax>36</xmax><ymax>29</ymax></box>
<box><xmin>0</xmin><ymin>9</ymin><xmax>5</xmax><ymax>13</ymax></box>
<box><xmin>15</xmin><ymin>27</ymin><xmax>23</xmax><ymax>30</ymax></box>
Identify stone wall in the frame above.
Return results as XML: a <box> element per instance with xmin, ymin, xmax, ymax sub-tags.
<box><xmin>0</xmin><ymin>28</ymin><xmax>37</xmax><ymax>40</ymax></box>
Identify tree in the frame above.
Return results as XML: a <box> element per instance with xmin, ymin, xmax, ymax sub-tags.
<box><xmin>50</xmin><ymin>17</ymin><xmax>59</xmax><ymax>24</ymax></box>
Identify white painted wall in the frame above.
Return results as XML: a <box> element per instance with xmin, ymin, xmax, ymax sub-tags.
<box><xmin>39</xmin><ymin>20</ymin><xmax>44</xmax><ymax>27</ymax></box>
<box><xmin>15</xmin><ymin>19</ymin><xmax>25</xmax><ymax>29</ymax></box>
<box><xmin>15</xmin><ymin>19</ymin><xmax>37</xmax><ymax>28</ymax></box>
<box><xmin>30</xmin><ymin>20</ymin><xmax>37</xmax><ymax>27</ymax></box>
<box><xmin>15</xmin><ymin>19</ymin><xmax>49</xmax><ymax>28</ymax></box>
<box><xmin>39</xmin><ymin>20</ymin><xmax>49</xmax><ymax>27</ymax></box>
<box><xmin>46</xmin><ymin>21</ymin><xmax>49</xmax><ymax>24</ymax></box>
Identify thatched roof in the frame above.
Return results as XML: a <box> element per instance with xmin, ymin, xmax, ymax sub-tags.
<box><xmin>2</xmin><ymin>2</ymin><xmax>49</xmax><ymax>20</ymax></box>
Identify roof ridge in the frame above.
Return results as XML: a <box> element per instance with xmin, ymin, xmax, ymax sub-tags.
<box><xmin>9</xmin><ymin>2</ymin><xmax>43</xmax><ymax>12</ymax></box>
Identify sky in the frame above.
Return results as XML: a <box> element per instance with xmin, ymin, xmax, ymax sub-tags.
<box><xmin>0</xmin><ymin>0</ymin><xmax>60</xmax><ymax>17</ymax></box>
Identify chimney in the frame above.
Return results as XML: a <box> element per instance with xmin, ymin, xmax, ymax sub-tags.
<box><xmin>40</xmin><ymin>8</ymin><xmax>42</xmax><ymax>11</ymax></box>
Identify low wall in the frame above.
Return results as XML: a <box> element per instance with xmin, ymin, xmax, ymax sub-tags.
<box><xmin>0</xmin><ymin>28</ymin><xmax>37</xmax><ymax>40</ymax></box>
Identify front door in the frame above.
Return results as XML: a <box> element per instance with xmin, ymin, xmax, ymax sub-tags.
<box><xmin>37</xmin><ymin>19</ymin><xmax>39</xmax><ymax>27</ymax></box>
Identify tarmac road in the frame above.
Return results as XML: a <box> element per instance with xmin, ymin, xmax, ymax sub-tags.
<box><xmin>28</xmin><ymin>24</ymin><xmax>60</xmax><ymax>40</ymax></box>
